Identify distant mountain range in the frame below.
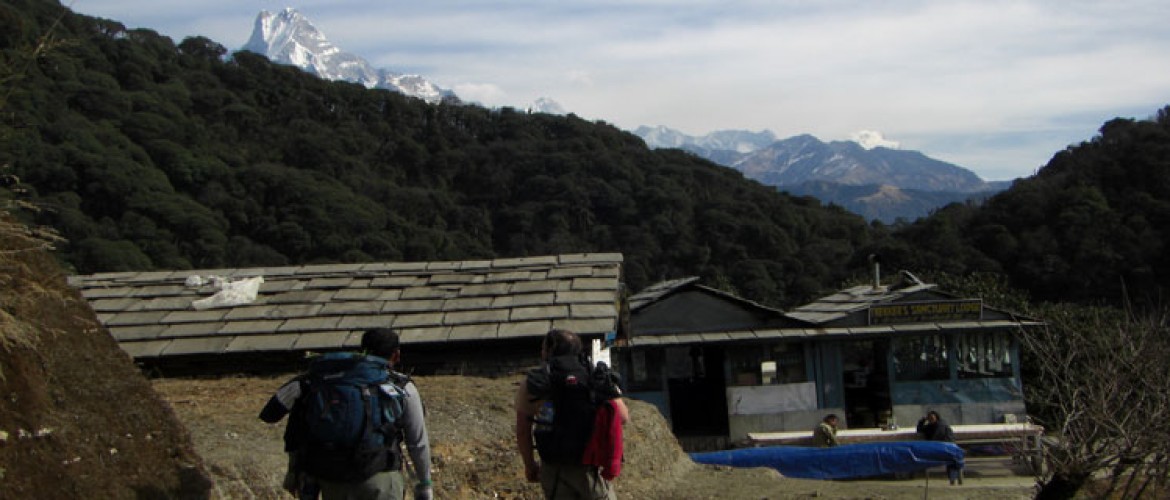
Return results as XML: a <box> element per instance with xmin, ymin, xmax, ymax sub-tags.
<box><xmin>241</xmin><ymin>8</ymin><xmax>1010</xmax><ymax>223</ymax></box>
<box><xmin>634</xmin><ymin>126</ymin><xmax>1011</xmax><ymax>222</ymax></box>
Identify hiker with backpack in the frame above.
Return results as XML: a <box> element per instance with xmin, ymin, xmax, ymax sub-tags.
<box><xmin>514</xmin><ymin>329</ymin><xmax>630</xmax><ymax>499</ymax></box>
<box><xmin>260</xmin><ymin>328</ymin><xmax>433</xmax><ymax>500</ymax></box>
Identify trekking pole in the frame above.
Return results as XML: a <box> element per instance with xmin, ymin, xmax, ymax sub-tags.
<box><xmin>402</xmin><ymin>450</ymin><xmax>417</xmax><ymax>498</ymax></box>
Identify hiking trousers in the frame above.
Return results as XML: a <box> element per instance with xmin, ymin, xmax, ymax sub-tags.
<box><xmin>540</xmin><ymin>463</ymin><xmax>616</xmax><ymax>500</ymax></box>
<box><xmin>317</xmin><ymin>470</ymin><xmax>406</xmax><ymax>500</ymax></box>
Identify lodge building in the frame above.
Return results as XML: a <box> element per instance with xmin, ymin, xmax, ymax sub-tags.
<box><xmin>617</xmin><ymin>270</ymin><xmax>1038</xmax><ymax>449</ymax></box>
<box><xmin>71</xmin><ymin>253</ymin><xmax>1037</xmax><ymax>450</ymax></box>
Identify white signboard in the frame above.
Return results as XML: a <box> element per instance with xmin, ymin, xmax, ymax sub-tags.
<box><xmin>726</xmin><ymin>382</ymin><xmax>817</xmax><ymax>415</ymax></box>
<box><xmin>591</xmin><ymin>339</ymin><xmax>612</xmax><ymax>367</ymax></box>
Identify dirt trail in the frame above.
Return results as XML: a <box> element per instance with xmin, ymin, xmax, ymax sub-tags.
<box><xmin>153</xmin><ymin>374</ymin><xmax>1037</xmax><ymax>499</ymax></box>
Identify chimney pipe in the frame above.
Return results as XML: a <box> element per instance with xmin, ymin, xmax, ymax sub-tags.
<box><xmin>868</xmin><ymin>254</ymin><xmax>882</xmax><ymax>290</ymax></box>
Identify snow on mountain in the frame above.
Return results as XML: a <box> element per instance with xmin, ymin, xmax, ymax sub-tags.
<box><xmin>850</xmin><ymin>130</ymin><xmax>900</xmax><ymax>150</ymax></box>
<box><xmin>734</xmin><ymin>135</ymin><xmax>991</xmax><ymax>193</ymax></box>
<box><xmin>242</xmin><ymin>9</ymin><xmax>455</xmax><ymax>104</ymax></box>
<box><xmin>527</xmin><ymin>97</ymin><xmax>566</xmax><ymax>115</ymax></box>
<box><xmin>635</xmin><ymin>126</ymin><xmax>990</xmax><ymax>193</ymax></box>
<box><xmin>634</xmin><ymin>125</ymin><xmax>777</xmax><ymax>154</ymax></box>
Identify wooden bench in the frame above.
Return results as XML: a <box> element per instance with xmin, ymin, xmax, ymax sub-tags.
<box><xmin>747</xmin><ymin>423</ymin><xmax>1045</xmax><ymax>473</ymax></box>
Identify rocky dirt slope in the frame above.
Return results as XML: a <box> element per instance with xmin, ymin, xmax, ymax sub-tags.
<box><xmin>0</xmin><ymin>222</ymin><xmax>211</xmax><ymax>498</ymax></box>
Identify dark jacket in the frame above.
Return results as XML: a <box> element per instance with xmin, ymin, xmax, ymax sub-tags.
<box><xmin>917</xmin><ymin>417</ymin><xmax>956</xmax><ymax>442</ymax></box>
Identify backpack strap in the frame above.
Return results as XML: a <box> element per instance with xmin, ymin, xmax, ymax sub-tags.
<box><xmin>387</xmin><ymin>370</ymin><xmax>411</xmax><ymax>385</ymax></box>
<box><xmin>376</xmin><ymin>383</ymin><xmax>406</xmax><ymax>433</ymax></box>
<box><xmin>354</xmin><ymin>385</ymin><xmax>381</xmax><ymax>461</ymax></box>
<box><xmin>526</xmin><ymin>365</ymin><xmax>552</xmax><ymax>402</ymax></box>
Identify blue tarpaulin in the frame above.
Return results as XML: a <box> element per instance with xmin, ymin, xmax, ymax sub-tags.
<box><xmin>690</xmin><ymin>441</ymin><xmax>964</xmax><ymax>480</ymax></box>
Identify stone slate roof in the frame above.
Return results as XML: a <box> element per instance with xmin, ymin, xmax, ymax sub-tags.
<box><xmin>69</xmin><ymin>253</ymin><xmax>622</xmax><ymax>359</ymax></box>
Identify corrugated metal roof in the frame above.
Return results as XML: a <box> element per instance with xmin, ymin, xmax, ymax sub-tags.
<box><xmin>787</xmin><ymin>283</ymin><xmax>937</xmax><ymax>324</ymax></box>
<box><xmin>628</xmin><ymin>277</ymin><xmax>700</xmax><ymax>311</ymax></box>
<box><xmin>627</xmin><ymin>320</ymin><xmax>1042</xmax><ymax>347</ymax></box>
<box><xmin>629</xmin><ymin>277</ymin><xmax>790</xmax><ymax>317</ymax></box>
<box><xmin>620</xmin><ymin>273</ymin><xmax>1041</xmax><ymax>349</ymax></box>
<box><xmin>71</xmin><ymin>253</ymin><xmax>623</xmax><ymax>359</ymax></box>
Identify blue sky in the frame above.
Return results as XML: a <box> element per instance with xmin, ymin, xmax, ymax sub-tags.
<box><xmin>72</xmin><ymin>0</ymin><xmax>1170</xmax><ymax>181</ymax></box>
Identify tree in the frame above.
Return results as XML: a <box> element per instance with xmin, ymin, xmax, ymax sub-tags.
<box><xmin>1</xmin><ymin>0</ymin><xmax>66</xmax><ymax>255</ymax></box>
<box><xmin>1020</xmin><ymin>304</ymin><xmax>1170</xmax><ymax>499</ymax></box>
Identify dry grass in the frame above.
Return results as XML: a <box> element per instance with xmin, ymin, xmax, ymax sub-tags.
<box><xmin>0</xmin><ymin>251</ymin><xmax>54</xmax><ymax>354</ymax></box>
<box><xmin>0</xmin><ymin>182</ymin><xmax>65</xmax><ymax>256</ymax></box>
<box><xmin>0</xmin><ymin>214</ymin><xmax>63</xmax><ymax>255</ymax></box>
<box><xmin>0</xmin><ymin>201</ymin><xmax>67</xmax><ymax>352</ymax></box>
<box><xmin>0</xmin><ymin>309</ymin><xmax>39</xmax><ymax>350</ymax></box>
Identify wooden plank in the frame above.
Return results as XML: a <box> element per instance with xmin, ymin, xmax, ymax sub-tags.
<box><xmin>747</xmin><ymin>423</ymin><xmax>1044</xmax><ymax>447</ymax></box>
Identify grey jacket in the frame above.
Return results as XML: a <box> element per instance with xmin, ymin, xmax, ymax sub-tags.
<box><xmin>396</xmin><ymin>377</ymin><xmax>432</xmax><ymax>482</ymax></box>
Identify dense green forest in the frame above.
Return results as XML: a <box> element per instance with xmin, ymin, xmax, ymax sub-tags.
<box><xmin>0</xmin><ymin>0</ymin><xmax>879</xmax><ymax>307</ymax></box>
<box><xmin>879</xmin><ymin>109</ymin><xmax>1170</xmax><ymax>304</ymax></box>
<box><xmin>3</xmin><ymin>0</ymin><xmax>1170</xmax><ymax>309</ymax></box>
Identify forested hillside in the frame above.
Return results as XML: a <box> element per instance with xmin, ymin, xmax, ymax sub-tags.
<box><xmin>881</xmin><ymin>107</ymin><xmax>1170</xmax><ymax>304</ymax></box>
<box><xmin>780</xmin><ymin>181</ymin><xmax>998</xmax><ymax>224</ymax></box>
<box><xmin>1</xmin><ymin>0</ymin><xmax>875</xmax><ymax>307</ymax></box>
<box><xmin>5</xmin><ymin>0</ymin><xmax>1170</xmax><ymax>307</ymax></box>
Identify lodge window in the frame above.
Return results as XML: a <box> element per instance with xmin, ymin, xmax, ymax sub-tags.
<box><xmin>727</xmin><ymin>342</ymin><xmax>808</xmax><ymax>386</ymax></box>
<box><xmin>957</xmin><ymin>331</ymin><xmax>1014</xmax><ymax>379</ymax></box>
<box><xmin>626</xmin><ymin>348</ymin><xmax>664</xmax><ymax>391</ymax></box>
<box><xmin>893</xmin><ymin>334</ymin><xmax>949</xmax><ymax>381</ymax></box>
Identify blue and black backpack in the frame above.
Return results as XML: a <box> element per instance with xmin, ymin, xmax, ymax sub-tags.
<box><xmin>297</xmin><ymin>352</ymin><xmax>406</xmax><ymax>482</ymax></box>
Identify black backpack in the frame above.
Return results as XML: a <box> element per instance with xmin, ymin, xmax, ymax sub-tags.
<box><xmin>297</xmin><ymin>352</ymin><xmax>406</xmax><ymax>482</ymax></box>
<box><xmin>528</xmin><ymin>354</ymin><xmax>621</xmax><ymax>465</ymax></box>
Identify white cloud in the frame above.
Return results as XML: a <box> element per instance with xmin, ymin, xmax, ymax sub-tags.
<box><xmin>451</xmin><ymin>83</ymin><xmax>508</xmax><ymax>107</ymax></box>
<box><xmin>566</xmin><ymin>70</ymin><xmax>594</xmax><ymax>88</ymax></box>
<box><xmin>852</xmin><ymin>131</ymin><xmax>900</xmax><ymax>150</ymax></box>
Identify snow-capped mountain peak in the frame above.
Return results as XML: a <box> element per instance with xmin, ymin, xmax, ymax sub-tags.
<box><xmin>634</xmin><ymin>125</ymin><xmax>777</xmax><ymax>153</ymax></box>
<box><xmin>242</xmin><ymin>8</ymin><xmax>455</xmax><ymax>103</ymax></box>
<box><xmin>527</xmin><ymin>97</ymin><xmax>566</xmax><ymax>115</ymax></box>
